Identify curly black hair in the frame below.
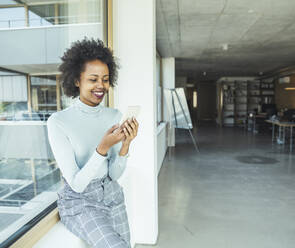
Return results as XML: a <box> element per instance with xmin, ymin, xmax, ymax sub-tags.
<box><xmin>58</xmin><ymin>37</ymin><xmax>118</xmax><ymax>98</ymax></box>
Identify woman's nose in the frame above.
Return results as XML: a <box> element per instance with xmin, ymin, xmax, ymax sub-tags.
<box><xmin>95</xmin><ymin>79</ymin><xmax>104</xmax><ymax>87</ymax></box>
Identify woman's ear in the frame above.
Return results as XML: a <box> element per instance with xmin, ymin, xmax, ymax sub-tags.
<box><xmin>75</xmin><ymin>80</ymin><xmax>79</xmax><ymax>87</ymax></box>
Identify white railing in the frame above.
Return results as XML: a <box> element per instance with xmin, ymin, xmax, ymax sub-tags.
<box><xmin>0</xmin><ymin>14</ymin><xmax>100</xmax><ymax>29</ymax></box>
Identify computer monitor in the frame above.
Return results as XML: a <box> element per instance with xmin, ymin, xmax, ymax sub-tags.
<box><xmin>283</xmin><ymin>109</ymin><xmax>295</xmax><ymax>121</ymax></box>
<box><xmin>261</xmin><ymin>104</ymin><xmax>277</xmax><ymax>117</ymax></box>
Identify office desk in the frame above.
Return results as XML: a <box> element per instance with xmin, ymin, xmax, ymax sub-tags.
<box><xmin>265</xmin><ymin>120</ymin><xmax>295</xmax><ymax>152</ymax></box>
<box><xmin>247</xmin><ymin>113</ymin><xmax>268</xmax><ymax>133</ymax></box>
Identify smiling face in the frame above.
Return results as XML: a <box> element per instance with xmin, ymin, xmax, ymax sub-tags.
<box><xmin>75</xmin><ymin>59</ymin><xmax>110</xmax><ymax>107</ymax></box>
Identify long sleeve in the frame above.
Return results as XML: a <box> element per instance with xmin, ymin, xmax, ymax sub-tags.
<box><xmin>47</xmin><ymin>115</ymin><xmax>108</xmax><ymax>193</ymax></box>
<box><xmin>108</xmin><ymin>141</ymin><xmax>129</xmax><ymax>181</ymax></box>
<box><xmin>107</xmin><ymin>109</ymin><xmax>129</xmax><ymax>180</ymax></box>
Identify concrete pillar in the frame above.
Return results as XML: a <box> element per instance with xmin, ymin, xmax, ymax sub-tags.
<box><xmin>162</xmin><ymin>57</ymin><xmax>175</xmax><ymax>146</ymax></box>
<box><xmin>113</xmin><ymin>0</ymin><xmax>158</xmax><ymax>246</ymax></box>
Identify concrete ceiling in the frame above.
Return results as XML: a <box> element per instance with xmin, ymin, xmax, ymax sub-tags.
<box><xmin>156</xmin><ymin>0</ymin><xmax>295</xmax><ymax>82</ymax></box>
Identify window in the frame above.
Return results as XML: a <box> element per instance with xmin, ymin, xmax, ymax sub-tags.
<box><xmin>31</xmin><ymin>75</ymin><xmax>59</xmax><ymax>113</ymax></box>
<box><xmin>0</xmin><ymin>7</ymin><xmax>25</xmax><ymax>28</ymax></box>
<box><xmin>0</xmin><ymin>0</ymin><xmax>102</xmax><ymax>29</ymax></box>
<box><xmin>0</xmin><ymin>1</ymin><xmax>106</xmax><ymax>245</ymax></box>
<box><xmin>28</xmin><ymin>5</ymin><xmax>54</xmax><ymax>27</ymax></box>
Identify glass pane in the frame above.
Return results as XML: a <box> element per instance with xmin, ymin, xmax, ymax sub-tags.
<box><xmin>0</xmin><ymin>0</ymin><xmax>105</xmax><ymax>244</ymax></box>
<box><xmin>0</xmin><ymin>0</ymin><xmax>18</xmax><ymax>5</ymax></box>
<box><xmin>0</xmin><ymin>70</ymin><xmax>60</xmax><ymax>242</ymax></box>
<box><xmin>86</xmin><ymin>0</ymin><xmax>102</xmax><ymax>22</ymax></box>
<box><xmin>29</xmin><ymin>5</ymin><xmax>54</xmax><ymax>27</ymax></box>
<box><xmin>0</xmin><ymin>0</ymin><xmax>102</xmax><ymax>29</ymax></box>
<box><xmin>31</xmin><ymin>76</ymin><xmax>58</xmax><ymax>113</ymax></box>
<box><xmin>0</xmin><ymin>7</ymin><xmax>25</xmax><ymax>28</ymax></box>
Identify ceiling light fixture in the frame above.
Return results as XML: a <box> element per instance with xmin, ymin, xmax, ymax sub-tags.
<box><xmin>285</xmin><ymin>87</ymin><xmax>295</xmax><ymax>91</ymax></box>
<box><xmin>203</xmin><ymin>71</ymin><xmax>207</xmax><ymax>76</ymax></box>
<box><xmin>279</xmin><ymin>77</ymin><xmax>290</xmax><ymax>84</ymax></box>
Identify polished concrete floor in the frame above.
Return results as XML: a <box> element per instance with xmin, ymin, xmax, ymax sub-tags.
<box><xmin>136</xmin><ymin>125</ymin><xmax>295</xmax><ymax>248</ymax></box>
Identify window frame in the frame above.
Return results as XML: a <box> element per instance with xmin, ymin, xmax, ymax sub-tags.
<box><xmin>1</xmin><ymin>202</ymin><xmax>58</xmax><ymax>248</ymax></box>
<box><xmin>0</xmin><ymin>0</ymin><xmax>111</xmax><ymax>247</ymax></box>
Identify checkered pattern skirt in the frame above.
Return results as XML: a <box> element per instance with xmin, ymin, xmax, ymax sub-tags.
<box><xmin>57</xmin><ymin>175</ymin><xmax>131</xmax><ymax>248</ymax></box>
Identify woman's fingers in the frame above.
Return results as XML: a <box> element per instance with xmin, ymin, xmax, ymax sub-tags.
<box><xmin>128</xmin><ymin>120</ymin><xmax>136</xmax><ymax>131</ymax></box>
<box><xmin>133</xmin><ymin>118</ymin><xmax>139</xmax><ymax>128</ymax></box>
<box><xmin>118</xmin><ymin>118</ymin><xmax>139</xmax><ymax>142</ymax></box>
<box><xmin>131</xmin><ymin>118</ymin><xmax>138</xmax><ymax>136</ymax></box>
<box><xmin>111</xmin><ymin>126</ymin><xmax>125</xmax><ymax>141</ymax></box>
<box><xmin>123</xmin><ymin>127</ymin><xmax>130</xmax><ymax>138</ymax></box>
<box><xmin>124</xmin><ymin>122</ymin><xmax>133</xmax><ymax>137</ymax></box>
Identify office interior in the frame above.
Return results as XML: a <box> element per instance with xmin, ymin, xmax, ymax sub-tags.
<box><xmin>150</xmin><ymin>1</ymin><xmax>295</xmax><ymax>248</ymax></box>
<box><xmin>0</xmin><ymin>0</ymin><xmax>295</xmax><ymax>248</ymax></box>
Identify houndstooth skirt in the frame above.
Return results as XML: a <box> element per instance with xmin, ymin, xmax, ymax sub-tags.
<box><xmin>57</xmin><ymin>174</ymin><xmax>131</xmax><ymax>248</ymax></box>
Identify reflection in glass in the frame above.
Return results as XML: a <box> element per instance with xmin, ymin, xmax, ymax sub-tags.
<box><xmin>29</xmin><ymin>5</ymin><xmax>54</xmax><ymax>27</ymax></box>
<box><xmin>0</xmin><ymin>70</ymin><xmax>61</xmax><ymax>242</ymax></box>
<box><xmin>0</xmin><ymin>0</ymin><xmax>102</xmax><ymax>29</ymax></box>
<box><xmin>0</xmin><ymin>7</ymin><xmax>25</xmax><ymax>28</ymax></box>
<box><xmin>0</xmin><ymin>0</ymin><xmax>105</xmax><ymax>244</ymax></box>
<box><xmin>31</xmin><ymin>76</ymin><xmax>58</xmax><ymax>113</ymax></box>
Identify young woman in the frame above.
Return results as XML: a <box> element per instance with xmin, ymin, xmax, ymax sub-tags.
<box><xmin>47</xmin><ymin>38</ymin><xmax>138</xmax><ymax>248</ymax></box>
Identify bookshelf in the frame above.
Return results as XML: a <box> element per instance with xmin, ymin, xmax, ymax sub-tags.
<box><xmin>234</xmin><ymin>81</ymin><xmax>248</xmax><ymax>126</ymax></box>
<box><xmin>222</xmin><ymin>81</ymin><xmax>235</xmax><ymax>126</ymax></box>
<box><xmin>219</xmin><ymin>79</ymin><xmax>275</xmax><ymax>127</ymax></box>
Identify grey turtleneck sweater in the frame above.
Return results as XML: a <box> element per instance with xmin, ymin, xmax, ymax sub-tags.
<box><xmin>47</xmin><ymin>97</ymin><xmax>128</xmax><ymax>193</ymax></box>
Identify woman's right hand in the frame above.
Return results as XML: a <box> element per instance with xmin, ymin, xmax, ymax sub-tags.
<box><xmin>96</xmin><ymin>124</ymin><xmax>124</xmax><ymax>156</ymax></box>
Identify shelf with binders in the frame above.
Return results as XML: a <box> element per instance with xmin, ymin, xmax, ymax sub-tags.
<box><xmin>234</xmin><ymin>81</ymin><xmax>247</xmax><ymax>126</ymax></box>
<box><xmin>219</xmin><ymin>79</ymin><xmax>275</xmax><ymax>128</ymax></box>
<box><xmin>221</xmin><ymin>81</ymin><xmax>235</xmax><ymax>126</ymax></box>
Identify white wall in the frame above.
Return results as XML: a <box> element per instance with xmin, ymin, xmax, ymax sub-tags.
<box><xmin>162</xmin><ymin>57</ymin><xmax>175</xmax><ymax>147</ymax></box>
<box><xmin>157</xmin><ymin>122</ymin><xmax>167</xmax><ymax>174</ymax></box>
<box><xmin>113</xmin><ymin>0</ymin><xmax>158</xmax><ymax>245</ymax></box>
<box><xmin>162</xmin><ymin>58</ymin><xmax>175</xmax><ymax>89</ymax></box>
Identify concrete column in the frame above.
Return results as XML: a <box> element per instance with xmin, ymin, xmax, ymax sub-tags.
<box><xmin>113</xmin><ymin>0</ymin><xmax>158</xmax><ymax>246</ymax></box>
<box><xmin>162</xmin><ymin>57</ymin><xmax>175</xmax><ymax>146</ymax></box>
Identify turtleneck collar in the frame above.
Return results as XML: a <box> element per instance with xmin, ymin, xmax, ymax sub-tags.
<box><xmin>73</xmin><ymin>97</ymin><xmax>103</xmax><ymax>114</ymax></box>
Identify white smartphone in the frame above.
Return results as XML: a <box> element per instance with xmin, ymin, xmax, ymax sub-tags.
<box><xmin>119</xmin><ymin>106</ymin><xmax>141</xmax><ymax>125</ymax></box>
<box><xmin>113</xmin><ymin>106</ymin><xmax>141</xmax><ymax>134</ymax></box>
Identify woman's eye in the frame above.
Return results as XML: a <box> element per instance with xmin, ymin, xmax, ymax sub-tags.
<box><xmin>89</xmin><ymin>78</ymin><xmax>109</xmax><ymax>83</ymax></box>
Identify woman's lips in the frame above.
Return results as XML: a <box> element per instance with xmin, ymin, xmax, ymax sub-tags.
<box><xmin>92</xmin><ymin>91</ymin><xmax>105</xmax><ymax>99</ymax></box>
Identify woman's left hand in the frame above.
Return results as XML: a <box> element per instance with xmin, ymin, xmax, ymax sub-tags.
<box><xmin>122</xmin><ymin>117</ymin><xmax>139</xmax><ymax>146</ymax></box>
